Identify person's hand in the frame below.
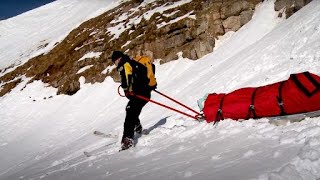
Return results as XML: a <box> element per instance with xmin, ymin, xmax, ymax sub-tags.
<box><xmin>124</xmin><ymin>90</ymin><xmax>132</xmax><ymax>99</ymax></box>
<box><xmin>150</xmin><ymin>84</ymin><xmax>157</xmax><ymax>90</ymax></box>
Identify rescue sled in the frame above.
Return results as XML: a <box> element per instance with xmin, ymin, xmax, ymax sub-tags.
<box><xmin>201</xmin><ymin>71</ymin><xmax>320</xmax><ymax>123</ymax></box>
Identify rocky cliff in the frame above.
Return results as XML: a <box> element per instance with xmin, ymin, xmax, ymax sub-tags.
<box><xmin>0</xmin><ymin>0</ymin><xmax>312</xmax><ymax>96</ymax></box>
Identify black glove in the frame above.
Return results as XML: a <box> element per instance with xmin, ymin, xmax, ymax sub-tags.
<box><xmin>124</xmin><ymin>90</ymin><xmax>132</xmax><ymax>99</ymax></box>
<box><xmin>150</xmin><ymin>84</ymin><xmax>157</xmax><ymax>91</ymax></box>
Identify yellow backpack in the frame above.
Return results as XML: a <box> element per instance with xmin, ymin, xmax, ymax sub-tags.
<box><xmin>133</xmin><ymin>56</ymin><xmax>157</xmax><ymax>87</ymax></box>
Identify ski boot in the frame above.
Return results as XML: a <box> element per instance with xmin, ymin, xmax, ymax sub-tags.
<box><xmin>120</xmin><ymin>137</ymin><xmax>134</xmax><ymax>151</ymax></box>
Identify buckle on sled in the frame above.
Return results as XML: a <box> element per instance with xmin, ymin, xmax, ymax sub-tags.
<box><xmin>195</xmin><ymin>114</ymin><xmax>206</xmax><ymax>121</ymax></box>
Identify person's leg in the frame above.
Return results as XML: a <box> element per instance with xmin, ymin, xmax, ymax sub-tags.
<box><xmin>134</xmin><ymin>99</ymin><xmax>148</xmax><ymax>134</ymax></box>
<box><xmin>121</xmin><ymin>99</ymin><xmax>137</xmax><ymax>150</ymax></box>
<box><xmin>123</xmin><ymin>99</ymin><xmax>138</xmax><ymax>140</ymax></box>
<box><xmin>133</xmin><ymin>92</ymin><xmax>151</xmax><ymax>134</ymax></box>
<box><xmin>121</xmin><ymin>93</ymin><xmax>150</xmax><ymax>150</ymax></box>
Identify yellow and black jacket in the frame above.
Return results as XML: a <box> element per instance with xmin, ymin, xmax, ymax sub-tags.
<box><xmin>117</xmin><ymin>54</ymin><xmax>156</xmax><ymax>96</ymax></box>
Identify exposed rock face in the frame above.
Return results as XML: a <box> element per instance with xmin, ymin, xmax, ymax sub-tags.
<box><xmin>0</xmin><ymin>0</ymin><xmax>307</xmax><ymax>96</ymax></box>
<box><xmin>275</xmin><ymin>0</ymin><xmax>313</xmax><ymax>18</ymax></box>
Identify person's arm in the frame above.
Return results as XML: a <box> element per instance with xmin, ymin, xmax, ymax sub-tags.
<box><xmin>120</xmin><ymin>63</ymin><xmax>133</xmax><ymax>93</ymax></box>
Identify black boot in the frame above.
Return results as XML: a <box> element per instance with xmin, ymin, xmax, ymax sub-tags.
<box><xmin>121</xmin><ymin>137</ymin><xmax>133</xmax><ymax>151</ymax></box>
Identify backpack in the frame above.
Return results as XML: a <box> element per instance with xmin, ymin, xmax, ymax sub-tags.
<box><xmin>133</xmin><ymin>56</ymin><xmax>157</xmax><ymax>87</ymax></box>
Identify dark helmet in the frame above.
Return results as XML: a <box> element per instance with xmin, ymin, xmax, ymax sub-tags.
<box><xmin>111</xmin><ymin>51</ymin><xmax>124</xmax><ymax>62</ymax></box>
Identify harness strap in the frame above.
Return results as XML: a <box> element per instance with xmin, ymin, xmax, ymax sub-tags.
<box><xmin>291</xmin><ymin>72</ymin><xmax>320</xmax><ymax>97</ymax></box>
<box><xmin>215</xmin><ymin>95</ymin><xmax>225</xmax><ymax>122</ymax></box>
<box><xmin>247</xmin><ymin>88</ymin><xmax>258</xmax><ymax>119</ymax></box>
<box><xmin>277</xmin><ymin>81</ymin><xmax>286</xmax><ymax>116</ymax></box>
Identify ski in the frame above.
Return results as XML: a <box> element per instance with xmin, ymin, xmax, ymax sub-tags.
<box><xmin>83</xmin><ymin>140</ymin><xmax>118</xmax><ymax>158</ymax></box>
<box><xmin>268</xmin><ymin>110</ymin><xmax>320</xmax><ymax>126</ymax></box>
<box><xmin>84</xmin><ymin>129</ymin><xmax>151</xmax><ymax>156</ymax></box>
<box><xmin>93</xmin><ymin>129</ymin><xmax>149</xmax><ymax>138</ymax></box>
<box><xmin>93</xmin><ymin>130</ymin><xmax>118</xmax><ymax>138</ymax></box>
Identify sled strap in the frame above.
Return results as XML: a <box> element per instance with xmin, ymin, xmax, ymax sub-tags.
<box><xmin>277</xmin><ymin>81</ymin><xmax>286</xmax><ymax>116</ymax></box>
<box><xmin>303</xmin><ymin>72</ymin><xmax>320</xmax><ymax>90</ymax></box>
<box><xmin>291</xmin><ymin>72</ymin><xmax>320</xmax><ymax>97</ymax></box>
<box><xmin>215</xmin><ymin>94</ymin><xmax>225</xmax><ymax>122</ymax></box>
<box><xmin>247</xmin><ymin>88</ymin><xmax>258</xmax><ymax>119</ymax></box>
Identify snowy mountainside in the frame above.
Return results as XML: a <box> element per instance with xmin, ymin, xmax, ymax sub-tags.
<box><xmin>0</xmin><ymin>0</ymin><xmax>117</xmax><ymax>70</ymax></box>
<box><xmin>0</xmin><ymin>0</ymin><xmax>320</xmax><ymax>180</ymax></box>
<box><xmin>0</xmin><ymin>0</ymin><xmax>264</xmax><ymax>97</ymax></box>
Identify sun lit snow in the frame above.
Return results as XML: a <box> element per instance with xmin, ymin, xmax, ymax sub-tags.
<box><xmin>0</xmin><ymin>0</ymin><xmax>320</xmax><ymax>180</ymax></box>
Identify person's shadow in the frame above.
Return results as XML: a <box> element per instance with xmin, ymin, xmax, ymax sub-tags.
<box><xmin>145</xmin><ymin>116</ymin><xmax>169</xmax><ymax>133</ymax></box>
<box><xmin>134</xmin><ymin>116</ymin><xmax>169</xmax><ymax>145</ymax></box>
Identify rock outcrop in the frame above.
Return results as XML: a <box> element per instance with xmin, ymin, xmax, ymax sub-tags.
<box><xmin>275</xmin><ymin>0</ymin><xmax>312</xmax><ymax>18</ymax></box>
<box><xmin>0</xmin><ymin>0</ymin><xmax>310</xmax><ymax>96</ymax></box>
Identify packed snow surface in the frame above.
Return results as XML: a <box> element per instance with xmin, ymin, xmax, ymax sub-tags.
<box><xmin>0</xmin><ymin>0</ymin><xmax>320</xmax><ymax>180</ymax></box>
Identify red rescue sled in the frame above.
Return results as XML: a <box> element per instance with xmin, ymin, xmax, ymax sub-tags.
<box><xmin>203</xmin><ymin>72</ymin><xmax>320</xmax><ymax>123</ymax></box>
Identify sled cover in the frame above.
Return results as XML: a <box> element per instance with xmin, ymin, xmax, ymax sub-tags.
<box><xmin>203</xmin><ymin>72</ymin><xmax>320</xmax><ymax>123</ymax></box>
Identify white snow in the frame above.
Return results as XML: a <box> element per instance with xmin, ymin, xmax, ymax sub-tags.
<box><xmin>0</xmin><ymin>0</ymin><xmax>320</xmax><ymax>180</ymax></box>
<box><xmin>0</xmin><ymin>0</ymin><xmax>121</xmax><ymax>74</ymax></box>
<box><xmin>78</xmin><ymin>52</ymin><xmax>102</xmax><ymax>61</ymax></box>
<box><xmin>102</xmin><ymin>65</ymin><xmax>116</xmax><ymax>74</ymax></box>
<box><xmin>77</xmin><ymin>65</ymin><xmax>94</xmax><ymax>74</ymax></box>
<box><xmin>157</xmin><ymin>11</ymin><xmax>196</xmax><ymax>29</ymax></box>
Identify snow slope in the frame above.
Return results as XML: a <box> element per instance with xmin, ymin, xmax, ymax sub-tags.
<box><xmin>0</xmin><ymin>0</ymin><xmax>120</xmax><ymax>73</ymax></box>
<box><xmin>1</xmin><ymin>0</ymin><xmax>320</xmax><ymax>180</ymax></box>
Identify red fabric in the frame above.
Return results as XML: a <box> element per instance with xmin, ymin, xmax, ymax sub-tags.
<box><xmin>203</xmin><ymin>72</ymin><xmax>320</xmax><ymax>123</ymax></box>
<box><xmin>283</xmin><ymin>73</ymin><xmax>320</xmax><ymax>114</ymax></box>
<box><xmin>254</xmin><ymin>82</ymin><xmax>282</xmax><ymax>117</ymax></box>
<box><xmin>223</xmin><ymin>88</ymin><xmax>255</xmax><ymax>120</ymax></box>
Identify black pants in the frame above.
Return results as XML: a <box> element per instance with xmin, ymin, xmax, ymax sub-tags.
<box><xmin>123</xmin><ymin>92</ymin><xmax>150</xmax><ymax>139</ymax></box>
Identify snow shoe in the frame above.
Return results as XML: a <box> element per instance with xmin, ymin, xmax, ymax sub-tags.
<box><xmin>120</xmin><ymin>137</ymin><xmax>134</xmax><ymax>151</ymax></box>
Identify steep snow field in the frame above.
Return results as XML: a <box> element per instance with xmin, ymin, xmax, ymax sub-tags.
<box><xmin>0</xmin><ymin>0</ymin><xmax>320</xmax><ymax>180</ymax></box>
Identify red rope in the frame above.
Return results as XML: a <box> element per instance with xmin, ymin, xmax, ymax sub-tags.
<box><xmin>130</xmin><ymin>92</ymin><xmax>199</xmax><ymax>120</ymax></box>
<box><xmin>118</xmin><ymin>85</ymin><xmax>202</xmax><ymax>120</ymax></box>
<box><xmin>154</xmin><ymin>90</ymin><xmax>201</xmax><ymax>116</ymax></box>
